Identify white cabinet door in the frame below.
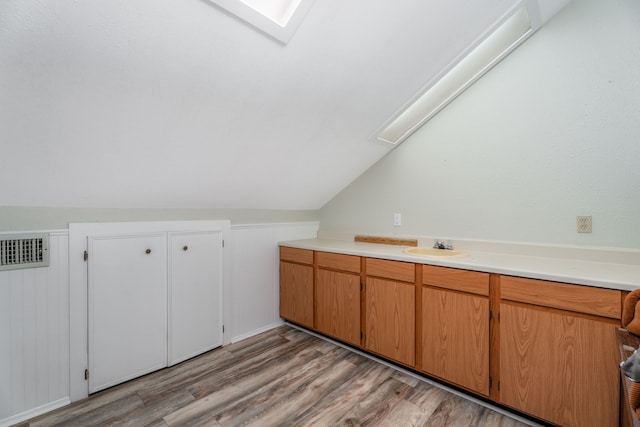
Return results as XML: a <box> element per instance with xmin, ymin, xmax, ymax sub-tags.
<box><xmin>88</xmin><ymin>233</ymin><xmax>167</xmax><ymax>393</ymax></box>
<box><xmin>168</xmin><ymin>231</ymin><xmax>223</xmax><ymax>366</ymax></box>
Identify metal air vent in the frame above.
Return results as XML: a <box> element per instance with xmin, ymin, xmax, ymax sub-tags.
<box><xmin>0</xmin><ymin>233</ymin><xmax>49</xmax><ymax>271</ymax></box>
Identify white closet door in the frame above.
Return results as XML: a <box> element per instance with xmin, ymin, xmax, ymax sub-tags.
<box><xmin>88</xmin><ymin>233</ymin><xmax>167</xmax><ymax>393</ymax></box>
<box><xmin>168</xmin><ymin>231</ymin><xmax>223</xmax><ymax>366</ymax></box>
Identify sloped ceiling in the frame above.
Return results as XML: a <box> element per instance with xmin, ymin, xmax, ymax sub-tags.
<box><xmin>1</xmin><ymin>0</ymin><xmax>531</xmax><ymax>210</ymax></box>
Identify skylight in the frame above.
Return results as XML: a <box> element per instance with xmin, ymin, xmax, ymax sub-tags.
<box><xmin>208</xmin><ymin>0</ymin><xmax>315</xmax><ymax>43</ymax></box>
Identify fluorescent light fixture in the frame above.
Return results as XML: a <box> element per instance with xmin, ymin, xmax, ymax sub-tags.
<box><xmin>376</xmin><ymin>2</ymin><xmax>540</xmax><ymax>145</ymax></box>
<box><xmin>208</xmin><ymin>0</ymin><xmax>315</xmax><ymax>43</ymax></box>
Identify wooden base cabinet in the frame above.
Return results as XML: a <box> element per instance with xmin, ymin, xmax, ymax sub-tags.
<box><xmin>365</xmin><ymin>259</ymin><xmax>415</xmax><ymax>367</ymax></box>
<box><xmin>422</xmin><ymin>288</ymin><xmax>489</xmax><ymax>395</ymax></box>
<box><xmin>499</xmin><ymin>276</ymin><xmax>621</xmax><ymax>427</ymax></box>
<box><xmin>279</xmin><ymin>246</ymin><xmax>624</xmax><ymax>427</ymax></box>
<box><xmin>279</xmin><ymin>247</ymin><xmax>314</xmax><ymax>328</ymax></box>
<box><xmin>316</xmin><ymin>252</ymin><xmax>361</xmax><ymax>347</ymax></box>
<box><xmin>421</xmin><ymin>266</ymin><xmax>490</xmax><ymax>396</ymax></box>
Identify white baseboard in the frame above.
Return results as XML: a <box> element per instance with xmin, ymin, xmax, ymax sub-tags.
<box><xmin>0</xmin><ymin>397</ymin><xmax>71</xmax><ymax>427</ymax></box>
<box><xmin>230</xmin><ymin>320</ymin><xmax>285</xmax><ymax>344</ymax></box>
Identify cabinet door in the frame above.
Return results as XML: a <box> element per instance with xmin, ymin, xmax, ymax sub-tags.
<box><xmin>500</xmin><ymin>303</ymin><xmax>619</xmax><ymax>427</ymax></box>
<box><xmin>316</xmin><ymin>269</ymin><xmax>360</xmax><ymax>346</ymax></box>
<box><xmin>422</xmin><ymin>287</ymin><xmax>489</xmax><ymax>395</ymax></box>
<box><xmin>88</xmin><ymin>233</ymin><xmax>167</xmax><ymax>393</ymax></box>
<box><xmin>280</xmin><ymin>261</ymin><xmax>313</xmax><ymax>328</ymax></box>
<box><xmin>168</xmin><ymin>232</ymin><xmax>223</xmax><ymax>366</ymax></box>
<box><xmin>365</xmin><ymin>277</ymin><xmax>415</xmax><ymax>366</ymax></box>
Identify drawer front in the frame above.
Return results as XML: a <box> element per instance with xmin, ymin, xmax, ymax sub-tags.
<box><xmin>280</xmin><ymin>247</ymin><xmax>313</xmax><ymax>265</ymax></box>
<box><xmin>366</xmin><ymin>258</ymin><xmax>415</xmax><ymax>283</ymax></box>
<box><xmin>501</xmin><ymin>275</ymin><xmax>621</xmax><ymax>319</ymax></box>
<box><xmin>422</xmin><ymin>265</ymin><xmax>489</xmax><ymax>296</ymax></box>
<box><xmin>317</xmin><ymin>252</ymin><xmax>360</xmax><ymax>273</ymax></box>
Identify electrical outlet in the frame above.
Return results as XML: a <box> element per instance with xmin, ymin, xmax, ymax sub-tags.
<box><xmin>577</xmin><ymin>215</ymin><xmax>592</xmax><ymax>233</ymax></box>
<box><xmin>393</xmin><ymin>213</ymin><xmax>402</xmax><ymax>226</ymax></box>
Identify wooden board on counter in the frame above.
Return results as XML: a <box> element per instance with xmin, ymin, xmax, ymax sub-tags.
<box><xmin>354</xmin><ymin>235</ymin><xmax>418</xmax><ymax>246</ymax></box>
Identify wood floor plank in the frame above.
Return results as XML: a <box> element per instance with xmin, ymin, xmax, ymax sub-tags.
<box><xmin>477</xmin><ymin>410</ymin><xmax>533</xmax><ymax>427</ymax></box>
<box><xmin>235</xmin><ymin>358</ymin><xmax>359</xmax><ymax>426</ymax></box>
<box><xmin>423</xmin><ymin>394</ymin><xmax>485</xmax><ymax>426</ymax></box>
<box><xmin>333</xmin><ymin>377</ymin><xmax>414</xmax><ymax>426</ymax></box>
<box><xmin>105</xmin><ymin>389</ymin><xmax>194</xmax><ymax>427</ymax></box>
<box><xmin>186</xmin><ymin>335</ymin><xmax>326</xmax><ymax>400</ymax></box>
<box><xmin>20</xmin><ymin>325</ymin><xmax>530</xmax><ymax>427</ymax></box>
<box><xmin>379</xmin><ymin>399</ymin><xmax>432</xmax><ymax>426</ymax></box>
<box><xmin>30</xmin><ymin>394</ymin><xmax>144</xmax><ymax>427</ymax></box>
<box><xmin>164</xmin><ymin>342</ymin><xmax>334</xmax><ymax>425</ymax></box>
<box><xmin>136</xmin><ymin>349</ymin><xmax>235</xmax><ymax>403</ymax></box>
<box><xmin>405</xmin><ymin>380</ymin><xmax>452</xmax><ymax>414</ymax></box>
<box><xmin>290</xmin><ymin>362</ymin><xmax>395</xmax><ymax>426</ymax></box>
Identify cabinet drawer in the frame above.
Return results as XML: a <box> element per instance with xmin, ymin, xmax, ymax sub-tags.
<box><xmin>422</xmin><ymin>265</ymin><xmax>489</xmax><ymax>296</ymax></box>
<box><xmin>317</xmin><ymin>252</ymin><xmax>360</xmax><ymax>273</ymax></box>
<box><xmin>501</xmin><ymin>276</ymin><xmax>621</xmax><ymax>319</ymax></box>
<box><xmin>280</xmin><ymin>247</ymin><xmax>313</xmax><ymax>265</ymax></box>
<box><xmin>366</xmin><ymin>258</ymin><xmax>415</xmax><ymax>283</ymax></box>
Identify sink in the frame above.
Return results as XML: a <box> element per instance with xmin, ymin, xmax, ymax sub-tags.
<box><xmin>403</xmin><ymin>247</ymin><xmax>468</xmax><ymax>258</ymax></box>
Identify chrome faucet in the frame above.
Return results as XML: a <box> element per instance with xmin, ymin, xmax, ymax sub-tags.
<box><xmin>433</xmin><ymin>240</ymin><xmax>454</xmax><ymax>250</ymax></box>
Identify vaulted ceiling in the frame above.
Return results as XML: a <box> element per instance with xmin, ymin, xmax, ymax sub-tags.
<box><xmin>0</xmin><ymin>0</ymin><xmax>564</xmax><ymax>210</ymax></box>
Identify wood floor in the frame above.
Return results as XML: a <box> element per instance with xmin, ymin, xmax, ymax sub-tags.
<box><xmin>19</xmin><ymin>326</ymin><xmax>532</xmax><ymax>427</ymax></box>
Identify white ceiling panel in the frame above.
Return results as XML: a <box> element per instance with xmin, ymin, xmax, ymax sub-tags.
<box><xmin>0</xmin><ymin>0</ymin><xmax>561</xmax><ymax>209</ymax></box>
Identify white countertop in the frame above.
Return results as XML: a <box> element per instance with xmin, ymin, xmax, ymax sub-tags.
<box><xmin>280</xmin><ymin>238</ymin><xmax>640</xmax><ymax>292</ymax></box>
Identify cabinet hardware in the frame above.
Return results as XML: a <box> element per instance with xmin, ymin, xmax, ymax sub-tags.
<box><xmin>183</xmin><ymin>245</ymin><xmax>188</xmax><ymax>251</ymax></box>
<box><xmin>489</xmin><ymin>376</ymin><xmax>492</xmax><ymax>389</ymax></box>
<box><xmin>84</xmin><ymin>369</ymin><xmax>89</xmax><ymax>380</ymax></box>
<box><xmin>145</xmin><ymin>249</ymin><xmax>151</xmax><ymax>254</ymax></box>
<box><xmin>83</xmin><ymin>250</ymin><xmax>88</xmax><ymax>261</ymax></box>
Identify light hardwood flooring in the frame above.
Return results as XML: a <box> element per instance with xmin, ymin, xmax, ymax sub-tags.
<box><xmin>18</xmin><ymin>326</ymin><xmax>532</xmax><ymax>427</ymax></box>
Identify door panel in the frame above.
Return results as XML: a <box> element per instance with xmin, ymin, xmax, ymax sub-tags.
<box><xmin>279</xmin><ymin>261</ymin><xmax>314</xmax><ymax>328</ymax></box>
<box><xmin>316</xmin><ymin>269</ymin><xmax>360</xmax><ymax>346</ymax></box>
<box><xmin>365</xmin><ymin>277</ymin><xmax>415</xmax><ymax>366</ymax></box>
<box><xmin>422</xmin><ymin>287</ymin><xmax>489</xmax><ymax>395</ymax></box>
<box><xmin>168</xmin><ymin>232</ymin><xmax>223</xmax><ymax>366</ymax></box>
<box><xmin>88</xmin><ymin>233</ymin><xmax>167</xmax><ymax>393</ymax></box>
<box><xmin>500</xmin><ymin>303</ymin><xmax>618</xmax><ymax>426</ymax></box>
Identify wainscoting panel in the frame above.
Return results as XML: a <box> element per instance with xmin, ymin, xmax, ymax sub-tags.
<box><xmin>0</xmin><ymin>231</ymin><xmax>70</xmax><ymax>427</ymax></box>
<box><xmin>229</xmin><ymin>222</ymin><xmax>318</xmax><ymax>343</ymax></box>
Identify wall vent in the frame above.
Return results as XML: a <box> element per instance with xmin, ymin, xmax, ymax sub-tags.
<box><xmin>0</xmin><ymin>233</ymin><xmax>50</xmax><ymax>271</ymax></box>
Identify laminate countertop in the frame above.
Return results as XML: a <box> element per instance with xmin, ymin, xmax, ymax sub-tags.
<box><xmin>279</xmin><ymin>238</ymin><xmax>640</xmax><ymax>292</ymax></box>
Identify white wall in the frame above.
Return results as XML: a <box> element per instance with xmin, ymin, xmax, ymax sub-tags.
<box><xmin>0</xmin><ymin>220</ymin><xmax>317</xmax><ymax>425</ymax></box>
<box><xmin>0</xmin><ymin>232</ymin><xmax>70</xmax><ymax>427</ymax></box>
<box><xmin>228</xmin><ymin>222</ymin><xmax>319</xmax><ymax>342</ymax></box>
<box><xmin>0</xmin><ymin>206</ymin><xmax>319</xmax><ymax>232</ymax></box>
<box><xmin>319</xmin><ymin>0</ymin><xmax>640</xmax><ymax>249</ymax></box>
